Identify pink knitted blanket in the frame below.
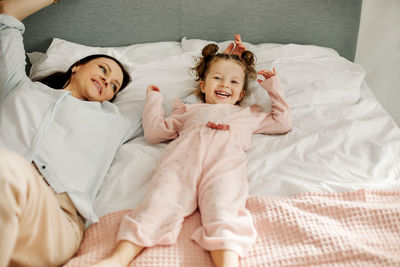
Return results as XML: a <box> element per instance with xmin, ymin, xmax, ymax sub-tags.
<box><xmin>64</xmin><ymin>190</ymin><xmax>400</xmax><ymax>266</ymax></box>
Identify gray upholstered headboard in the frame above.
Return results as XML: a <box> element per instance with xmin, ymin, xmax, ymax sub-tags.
<box><xmin>22</xmin><ymin>0</ymin><xmax>362</xmax><ymax>61</ymax></box>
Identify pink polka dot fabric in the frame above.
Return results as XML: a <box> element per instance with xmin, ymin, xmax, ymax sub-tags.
<box><xmin>64</xmin><ymin>190</ymin><xmax>400</xmax><ymax>266</ymax></box>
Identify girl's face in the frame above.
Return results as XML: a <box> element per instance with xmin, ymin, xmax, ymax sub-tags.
<box><xmin>200</xmin><ymin>59</ymin><xmax>245</xmax><ymax>105</ymax></box>
<box><xmin>65</xmin><ymin>57</ymin><xmax>124</xmax><ymax>102</ymax></box>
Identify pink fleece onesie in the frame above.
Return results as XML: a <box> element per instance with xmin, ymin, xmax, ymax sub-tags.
<box><xmin>117</xmin><ymin>76</ymin><xmax>291</xmax><ymax>257</ymax></box>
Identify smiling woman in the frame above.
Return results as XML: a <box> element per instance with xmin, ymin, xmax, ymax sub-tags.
<box><xmin>0</xmin><ymin>1</ymin><xmax>135</xmax><ymax>266</ymax></box>
<box><xmin>37</xmin><ymin>54</ymin><xmax>131</xmax><ymax>102</ymax></box>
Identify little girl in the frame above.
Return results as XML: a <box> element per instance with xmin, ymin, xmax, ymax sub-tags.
<box><xmin>93</xmin><ymin>41</ymin><xmax>292</xmax><ymax>267</ymax></box>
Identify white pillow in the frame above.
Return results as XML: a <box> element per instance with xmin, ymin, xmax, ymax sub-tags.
<box><xmin>116</xmin><ymin>51</ymin><xmax>199</xmax><ymax>137</ymax></box>
<box><xmin>29</xmin><ymin>38</ymin><xmax>183</xmax><ymax>77</ymax></box>
<box><xmin>29</xmin><ymin>37</ymin><xmax>366</xmax><ymax>140</ymax></box>
<box><xmin>274</xmin><ymin>57</ymin><xmax>366</xmax><ymax>110</ymax></box>
<box><xmin>28</xmin><ymin>38</ymin><xmax>184</xmax><ymax>139</ymax></box>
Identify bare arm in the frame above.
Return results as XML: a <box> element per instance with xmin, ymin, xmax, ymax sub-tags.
<box><xmin>0</xmin><ymin>0</ymin><xmax>54</xmax><ymax>21</ymax></box>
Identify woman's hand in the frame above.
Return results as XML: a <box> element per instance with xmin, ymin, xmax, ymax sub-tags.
<box><xmin>257</xmin><ymin>68</ymin><xmax>276</xmax><ymax>84</ymax></box>
<box><xmin>147</xmin><ymin>85</ymin><xmax>160</xmax><ymax>93</ymax></box>
<box><xmin>223</xmin><ymin>34</ymin><xmax>247</xmax><ymax>57</ymax></box>
<box><xmin>0</xmin><ymin>0</ymin><xmax>54</xmax><ymax>21</ymax></box>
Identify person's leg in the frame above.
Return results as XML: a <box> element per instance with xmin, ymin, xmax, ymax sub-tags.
<box><xmin>90</xmin><ymin>240</ymin><xmax>144</xmax><ymax>267</ymax></box>
<box><xmin>117</xmin><ymin>161</ymin><xmax>199</xmax><ymax>246</ymax></box>
<box><xmin>92</xmin><ymin>156</ymin><xmax>200</xmax><ymax>266</ymax></box>
<box><xmin>0</xmin><ymin>149</ymin><xmax>20</xmax><ymax>267</ymax></box>
<box><xmin>192</xmin><ymin>152</ymin><xmax>257</xmax><ymax>262</ymax></box>
<box><xmin>0</xmin><ymin>149</ymin><xmax>84</xmax><ymax>267</ymax></box>
<box><xmin>210</xmin><ymin>250</ymin><xmax>239</xmax><ymax>267</ymax></box>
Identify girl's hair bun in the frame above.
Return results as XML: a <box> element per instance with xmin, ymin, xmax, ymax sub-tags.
<box><xmin>202</xmin><ymin>43</ymin><xmax>219</xmax><ymax>58</ymax></box>
<box><xmin>241</xmin><ymin>50</ymin><xmax>255</xmax><ymax>66</ymax></box>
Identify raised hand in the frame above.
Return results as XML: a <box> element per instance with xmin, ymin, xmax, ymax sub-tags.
<box><xmin>257</xmin><ymin>68</ymin><xmax>276</xmax><ymax>84</ymax></box>
<box><xmin>223</xmin><ymin>34</ymin><xmax>247</xmax><ymax>57</ymax></box>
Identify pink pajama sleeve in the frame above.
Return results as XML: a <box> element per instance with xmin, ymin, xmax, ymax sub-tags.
<box><xmin>254</xmin><ymin>76</ymin><xmax>292</xmax><ymax>135</ymax></box>
<box><xmin>142</xmin><ymin>91</ymin><xmax>185</xmax><ymax>144</ymax></box>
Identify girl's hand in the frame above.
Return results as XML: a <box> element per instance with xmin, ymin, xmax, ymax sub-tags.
<box><xmin>147</xmin><ymin>85</ymin><xmax>160</xmax><ymax>93</ymax></box>
<box><xmin>257</xmin><ymin>68</ymin><xmax>276</xmax><ymax>84</ymax></box>
<box><xmin>223</xmin><ymin>34</ymin><xmax>247</xmax><ymax>57</ymax></box>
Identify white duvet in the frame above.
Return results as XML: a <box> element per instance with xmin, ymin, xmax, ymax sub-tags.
<box><xmin>90</xmin><ymin>40</ymin><xmax>400</xmax><ymax>217</ymax></box>
<box><xmin>27</xmin><ymin>37</ymin><xmax>400</xmax><ymax>218</ymax></box>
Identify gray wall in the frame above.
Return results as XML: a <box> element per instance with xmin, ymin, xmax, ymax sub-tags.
<box><xmin>22</xmin><ymin>0</ymin><xmax>362</xmax><ymax>61</ymax></box>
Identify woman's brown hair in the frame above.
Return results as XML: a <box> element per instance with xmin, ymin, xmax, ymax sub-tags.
<box><xmin>192</xmin><ymin>44</ymin><xmax>257</xmax><ymax>103</ymax></box>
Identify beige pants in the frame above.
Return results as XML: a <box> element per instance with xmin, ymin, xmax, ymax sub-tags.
<box><xmin>0</xmin><ymin>149</ymin><xmax>85</xmax><ymax>267</ymax></box>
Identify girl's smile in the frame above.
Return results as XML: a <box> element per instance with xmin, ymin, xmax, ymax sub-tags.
<box><xmin>215</xmin><ymin>90</ymin><xmax>231</xmax><ymax>98</ymax></box>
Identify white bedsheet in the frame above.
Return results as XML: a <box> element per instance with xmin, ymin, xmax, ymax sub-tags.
<box><xmin>93</xmin><ymin>45</ymin><xmax>400</xmax><ymax>218</ymax></box>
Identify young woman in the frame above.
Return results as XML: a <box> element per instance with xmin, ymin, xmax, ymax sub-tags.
<box><xmin>0</xmin><ymin>0</ymin><xmax>134</xmax><ymax>266</ymax></box>
<box><xmin>93</xmin><ymin>41</ymin><xmax>292</xmax><ymax>267</ymax></box>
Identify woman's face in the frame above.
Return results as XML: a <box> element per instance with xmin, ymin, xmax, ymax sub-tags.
<box><xmin>200</xmin><ymin>59</ymin><xmax>245</xmax><ymax>105</ymax></box>
<box><xmin>65</xmin><ymin>57</ymin><xmax>124</xmax><ymax>102</ymax></box>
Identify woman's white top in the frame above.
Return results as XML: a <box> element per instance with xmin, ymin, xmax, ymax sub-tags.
<box><xmin>0</xmin><ymin>14</ymin><xmax>134</xmax><ymax>224</ymax></box>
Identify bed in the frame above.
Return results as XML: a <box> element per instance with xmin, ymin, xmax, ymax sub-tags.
<box><xmin>21</xmin><ymin>0</ymin><xmax>400</xmax><ymax>266</ymax></box>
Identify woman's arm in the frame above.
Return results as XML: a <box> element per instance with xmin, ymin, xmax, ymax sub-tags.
<box><xmin>0</xmin><ymin>0</ymin><xmax>54</xmax><ymax>21</ymax></box>
<box><xmin>142</xmin><ymin>85</ymin><xmax>184</xmax><ymax>144</ymax></box>
<box><xmin>0</xmin><ymin>0</ymin><xmax>55</xmax><ymax>103</ymax></box>
<box><xmin>253</xmin><ymin>68</ymin><xmax>292</xmax><ymax>134</ymax></box>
